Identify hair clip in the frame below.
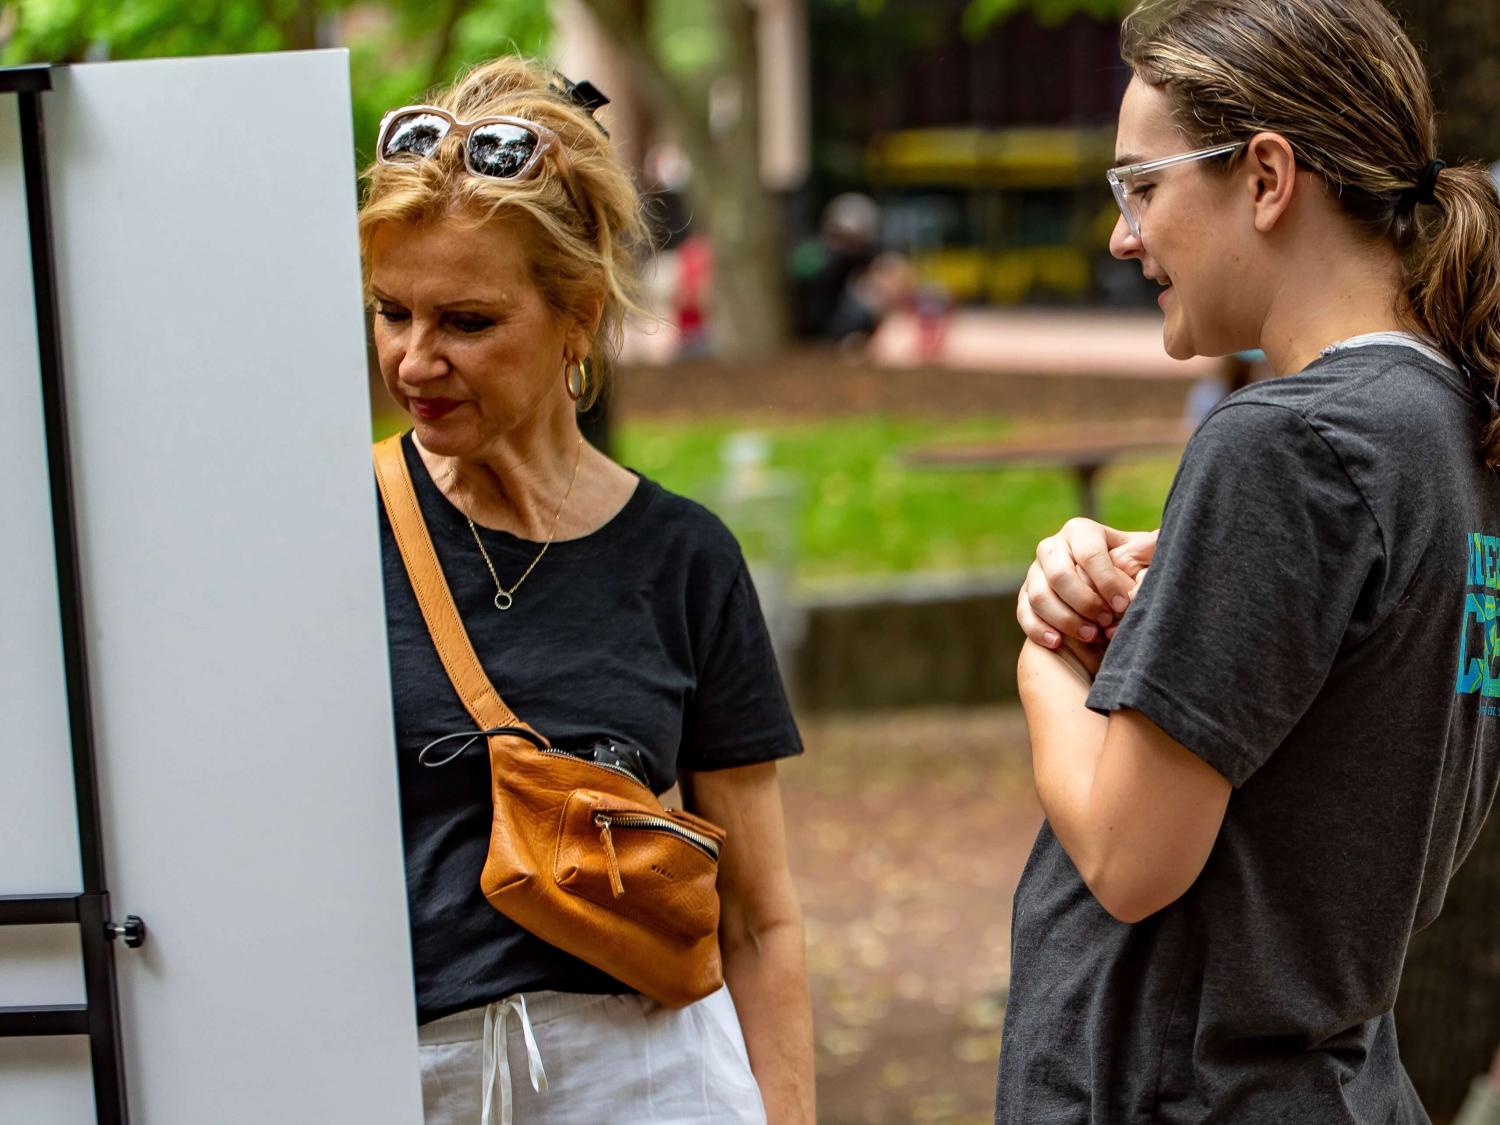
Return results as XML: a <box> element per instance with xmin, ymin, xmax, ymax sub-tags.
<box><xmin>549</xmin><ymin>74</ymin><xmax>611</xmax><ymax>137</ymax></box>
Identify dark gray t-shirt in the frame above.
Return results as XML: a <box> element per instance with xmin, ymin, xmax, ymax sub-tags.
<box><xmin>998</xmin><ymin>344</ymin><xmax>1500</xmax><ymax>1123</ymax></box>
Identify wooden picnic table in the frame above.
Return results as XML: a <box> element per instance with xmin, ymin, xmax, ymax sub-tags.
<box><xmin>905</xmin><ymin>421</ymin><xmax>1192</xmax><ymax>520</ymax></box>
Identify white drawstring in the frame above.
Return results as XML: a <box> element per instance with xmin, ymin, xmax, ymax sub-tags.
<box><xmin>480</xmin><ymin>993</ymin><xmax>549</xmax><ymax>1125</ymax></box>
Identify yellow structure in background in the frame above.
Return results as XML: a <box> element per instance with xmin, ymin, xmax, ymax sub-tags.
<box><xmin>867</xmin><ymin>127</ymin><xmax>1114</xmax><ymax>188</ymax></box>
<box><xmin>867</xmin><ymin>126</ymin><xmax>1118</xmax><ymax>304</ymax></box>
<box><xmin>913</xmin><ymin>245</ymin><xmax>1094</xmax><ymax>305</ymax></box>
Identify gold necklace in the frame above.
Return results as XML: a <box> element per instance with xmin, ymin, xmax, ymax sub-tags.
<box><xmin>466</xmin><ymin>435</ymin><xmax>584</xmax><ymax>611</ymax></box>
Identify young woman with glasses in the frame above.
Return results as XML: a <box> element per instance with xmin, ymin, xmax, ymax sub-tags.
<box><xmin>359</xmin><ymin>58</ymin><xmax>813</xmax><ymax>1125</ymax></box>
<box><xmin>1000</xmin><ymin>0</ymin><xmax>1500</xmax><ymax>1120</ymax></box>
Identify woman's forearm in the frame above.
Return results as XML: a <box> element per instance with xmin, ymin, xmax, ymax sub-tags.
<box><xmin>684</xmin><ymin>763</ymin><xmax>815</xmax><ymax>1123</ymax></box>
<box><xmin>1019</xmin><ymin>640</ymin><xmax>1109</xmax><ymax>850</ymax></box>
<box><xmin>722</xmin><ymin>916</ymin><xmax>816</xmax><ymax>1125</ymax></box>
<box><xmin>1017</xmin><ymin>640</ymin><xmax>1231</xmax><ymax>922</ymax></box>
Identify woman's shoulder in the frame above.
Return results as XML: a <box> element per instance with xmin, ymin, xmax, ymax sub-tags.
<box><xmin>1174</xmin><ymin>344</ymin><xmax>1479</xmax><ymax>548</ymax></box>
<box><xmin>1243</xmin><ymin>345</ymin><xmax>1470</xmax><ymax>422</ymax></box>
<box><xmin>1197</xmin><ymin>345</ymin><xmax>1470</xmax><ymax>454</ymax></box>
<box><xmin>1170</xmin><ymin>378</ymin><xmax>1372</xmax><ymax>515</ymax></box>
<box><xmin>629</xmin><ymin>474</ymin><xmax>746</xmax><ymax>569</ymax></box>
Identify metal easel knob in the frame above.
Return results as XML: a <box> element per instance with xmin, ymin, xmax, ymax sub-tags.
<box><xmin>105</xmin><ymin>915</ymin><xmax>146</xmax><ymax>949</ymax></box>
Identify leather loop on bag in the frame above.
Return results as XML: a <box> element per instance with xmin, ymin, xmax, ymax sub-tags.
<box><xmin>374</xmin><ymin>435</ymin><xmax>725</xmax><ymax>1007</ymax></box>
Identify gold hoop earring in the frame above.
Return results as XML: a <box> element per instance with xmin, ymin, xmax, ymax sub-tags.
<box><xmin>565</xmin><ymin>357</ymin><xmax>591</xmax><ymax>403</ymax></box>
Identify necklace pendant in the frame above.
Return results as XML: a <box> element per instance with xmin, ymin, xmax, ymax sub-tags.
<box><xmin>494</xmin><ymin>590</ymin><xmax>514</xmax><ymax>611</ymax></box>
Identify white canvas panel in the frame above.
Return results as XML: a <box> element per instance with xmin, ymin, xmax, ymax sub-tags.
<box><xmin>0</xmin><ymin>1037</ymin><xmax>96</xmax><ymax>1123</ymax></box>
<box><xmin>33</xmin><ymin>53</ymin><xmax>421</xmax><ymax>1124</ymax></box>
<box><xmin>0</xmin><ymin>926</ymin><xmax>84</xmax><ymax>1008</ymax></box>
<box><xmin>0</xmin><ymin>93</ymin><xmax>84</xmax><ymax>898</ymax></box>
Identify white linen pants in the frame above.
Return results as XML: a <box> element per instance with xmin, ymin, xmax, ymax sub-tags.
<box><xmin>418</xmin><ymin>987</ymin><xmax>767</xmax><ymax>1125</ymax></box>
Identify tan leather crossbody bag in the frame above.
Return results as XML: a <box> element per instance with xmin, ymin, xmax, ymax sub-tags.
<box><xmin>374</xmin><ymin>435</ymin><xmax>727</xmax><ymax>1008</ymax></box>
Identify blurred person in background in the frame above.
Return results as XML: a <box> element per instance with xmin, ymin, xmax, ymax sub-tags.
<box><xmin>826</xmin><ymin>250</ymin><xmax>919</xmax><ymax>355</ymax></box>
<box><xmin>789</xmin><ymin>191</ymin><xmax>916</xmax><ymax>347</ymax></box>
<box><xmin>1182</xmin><ymin>347</ymin><xmax>1267</xmax><ymax>427</ymax></box>
<box><xmin>360</xmin><ymin>58</ymin><xmax>813</xmax><ymax>1125</ymax></box>
<box><xmin>638</xmin><ymin>142</ymin><xmax>712</xmax><ymax>358</ymax></box>
<box><xmin>788</xmin><ymin>191</ymin><xmax>878</xmax><ymax>339</ymax></box>
<box><xmin>1004</xmin><ymin>0</ymin><xmax>1500</xmax><ymax>1120</ymax></box>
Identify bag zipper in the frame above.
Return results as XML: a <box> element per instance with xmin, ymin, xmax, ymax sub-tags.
<box><xmin>593</xmin><ymin>811</ymin><xmax>723</xmax><ymax>884</ymax></box>
<box><xmin>538</xmin><ymin>746</ymin><xmax>646</xmax><ymax>785</ymax></box>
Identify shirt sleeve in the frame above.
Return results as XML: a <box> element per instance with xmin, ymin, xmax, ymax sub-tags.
<box><xmin>1087</xmin><ymin>402</ymin><xmax>1385</xmax><ymax>787</ymax></box>
<box><xmin>678</xmin><ymin>560</ymin><xmax>805</xmax><ymax>772</ymax></box>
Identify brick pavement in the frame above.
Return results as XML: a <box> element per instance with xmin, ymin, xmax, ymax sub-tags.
<box><xmin>782</xmin><ymin>705</ymin><xmax>1042</xmax><ymax>1125</ymax></box>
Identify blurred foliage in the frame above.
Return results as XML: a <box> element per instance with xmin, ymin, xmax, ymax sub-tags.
<box><xmin>963</xmin><ymin>0</ymin><xmax>1128</xmax><ymax>38</ymax></box>
<box><xmin>370</xmin><ymin>404</ymin><xmax>1179</xmax><ymax>578</ymax></box>
<box><xmin>650</xmin><ymin>0</ymin><xmax>720</xmax><ymax>80</ymax></box>
<box><xmin>2</xmin><ymin>0</ymin><xmax>292</xmax><ymax>58</ymax></box>
<box><xmin>617</xmin><ymin>415</ymin><xmax>1176</xmax><ymax>579</ymax></box>
<box><xmin>951</xmin><ymin>0</ymin><xmax>1500</xmax><ymax>159</ymax></box>
<box><xmin>0</xmin><ymin>0</ymin><xmax>1111</xmax><ymax>143</ymax></box>
<box><xmin>0</xmin><ymin>0</ymin><xmax>551</xmax><ymax>168</ymax></box>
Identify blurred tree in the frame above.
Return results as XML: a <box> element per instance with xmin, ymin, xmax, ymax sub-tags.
<box><xmin>574</xmin><ymin>0</ymin><xmax>1037</xmax><ymax>360</ymax></box>
<box><xmin>1396</xmin><ymin>809</ymin><xmax>1500</xmax><ymax>1120</ymax></box>
<box><xmin>1393</xmin><ymin>0</ymin><xmax>1500</xmax><ymax>161</ymax></box>
<box><xmin>0</xmin><ymin>0</ymin><xmax>550</xmax><ymax>168</ymax></box>
<box><xmin>963</xmin><ymin>0</ymin><xmax>1125</xmax><ymax>37</ymax></box>
<box><xmin>576</xmin><ymin>0</ymin><xmax>788</xmax><ymax>361</ymax></box>
<box><xmin>0</xmin><ymin>0</ymin><xmax>789</xmax><ymax>361</ymax></box>
<box><xmin>964</xmin><ymin>0</ymin><xmax>1500</xmax><ymax>161</ymax></box>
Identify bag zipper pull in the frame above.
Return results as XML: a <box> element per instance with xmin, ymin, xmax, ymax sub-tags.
<box><xmin>596</xmin><ymin>814</ymin><xmax>625</xmax><ymax>898</ymax></box>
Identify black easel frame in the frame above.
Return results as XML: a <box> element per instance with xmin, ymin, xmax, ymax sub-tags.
<box><xmin>0</xmin><ymin>63</ymin><xmax>142</xmax><ymax>1125</ymax></box>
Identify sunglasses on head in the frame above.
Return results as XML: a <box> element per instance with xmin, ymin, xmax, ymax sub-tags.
<box><xmin>376</xmin><ymin>104</ymin><xmax>586</xmax><ymax>209</ymax></box>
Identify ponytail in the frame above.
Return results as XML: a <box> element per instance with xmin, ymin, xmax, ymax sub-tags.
<box><xmin>1404</xmin><ymin>162</ymin><xmax>1500</xmax><ymax>469</ymax></box>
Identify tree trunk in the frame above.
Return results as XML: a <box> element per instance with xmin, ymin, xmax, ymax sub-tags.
<box><xmin>693</xmin><ymin>155</ymin><xmax>789</xmax><ymax>360</ymax></box>
<box><xmin>426</xmin><ymin>0</ymin><xmax>476</xmax><ymax>90</ymax></box>
<box><xmin>258</xmin><ymin>0</ymin><xmax>320</xmax><ymax>52</ymax></box>
<box><xmin>1394</xmin><ymin>805</ymin><xmax>1500</xmax><ymax>1120</ymax></box>
<box><xmin>693</xmin><ymin>0</ymin><xmax>788</xmax><ymax>360</ymax></box>
<box><xmin>575</xmin><ymin>0</ymin><xmax>788</xmax><ymax>361</ymax></box>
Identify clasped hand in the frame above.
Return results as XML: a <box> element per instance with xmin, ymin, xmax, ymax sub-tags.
<box><xmin>1015</xmin><ymin>519</ymin><xmax>1159</xmax><ymax>678</ymax></box>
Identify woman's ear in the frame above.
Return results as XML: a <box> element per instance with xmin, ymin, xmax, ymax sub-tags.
<box><xmin>563</xmin><ymin>297</ymin><xmax>606</xmax><ymax>365</ymax></box>
<box><xmin>1245</xmin><ymin>132</ymin><xmax>1298</xmax><ymax>233</ymax></box>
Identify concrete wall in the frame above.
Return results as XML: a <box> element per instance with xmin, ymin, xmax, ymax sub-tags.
<box><xmin>792</xmin><ymin>574</ymin><xmax>1026</xmax><ymax>712</ymax></box>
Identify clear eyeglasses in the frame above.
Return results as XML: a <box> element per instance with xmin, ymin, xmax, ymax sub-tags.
<box><xmin>1106</xmin><ymin>142</ymin><xmax>1243</xmax><ymax>239</ymax></box>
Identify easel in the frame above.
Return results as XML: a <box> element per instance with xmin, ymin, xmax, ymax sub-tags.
<box><xmin>0</xmin><ymin>62</ymin><xmax>146</xmax><ymax>1125</ymax></box>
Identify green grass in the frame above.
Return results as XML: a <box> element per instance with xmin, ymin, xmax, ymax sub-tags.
<box><xmin>617</xmin><ymin>415</ymin><xmax>1179</xmax><ymax>582</ymax></box>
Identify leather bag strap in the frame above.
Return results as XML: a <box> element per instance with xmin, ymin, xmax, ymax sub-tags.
<box><xmin>373</xmin><ymin>434</ymin><xmax>519</xmax><ymax>731</ymax></box>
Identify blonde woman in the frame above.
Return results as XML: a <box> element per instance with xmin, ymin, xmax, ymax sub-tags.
<box><xmin>1002</xmin><ymin>0</ymin><xmax>1500</xmax><ymax>1120</ymax></box>
<box><xmin>360</xmin><ymin>59</ymin><xmax>813</xmax><ymax>1125</ymax></box>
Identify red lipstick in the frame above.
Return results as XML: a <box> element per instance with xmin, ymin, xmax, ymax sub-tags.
<box><xmin>410</xmin><ymin>397</ymin><xmax>460</xmax><ymax>421</ymax></box>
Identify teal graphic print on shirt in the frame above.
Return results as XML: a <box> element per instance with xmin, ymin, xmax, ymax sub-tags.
<box><xmin>1460</xmin><ymin>532</ymin><xmax>1500</xmax><ymax>704</ymax></box>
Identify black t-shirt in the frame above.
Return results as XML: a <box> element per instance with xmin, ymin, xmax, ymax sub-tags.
<box><xmin>998</xmin><ymin>344</ymin><xmax>1500</xmax><ymax>1123</ymax></box>
<box><xmin>379</xmin><ymin>433</ymin><xmax>803</xmax><ymax>1025</ymax></box>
